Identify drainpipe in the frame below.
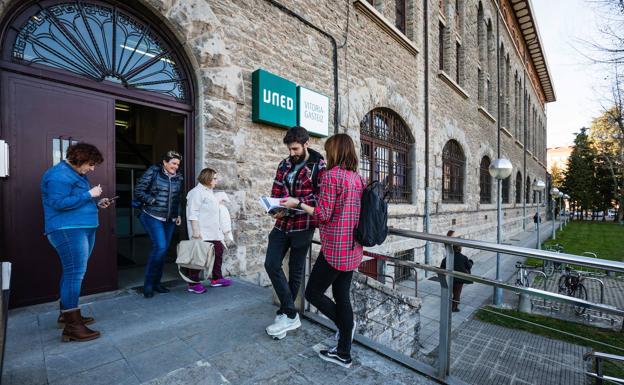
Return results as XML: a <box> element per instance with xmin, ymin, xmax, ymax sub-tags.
<box><xmin>262</xmin><ymin>0</ymin><xmax>340</xmax><ymax>133</ymax></box>
<box><xmin>493</xmin><ymin>9</ymin><xmax>503</xmax><ymax>306</ymax></box>
<box><xmin>423</xmin><ymin>0</ymin><xmax>431</xmax><ymax>273</ymax></box>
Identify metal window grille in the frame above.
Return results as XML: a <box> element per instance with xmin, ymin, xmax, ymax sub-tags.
<box><xmin>438</xmin><ymin>22</ymin><xmax>445</xmax><ymax>70</ymax></box>
<box><xmin>10</xmin><ymin>1</ymin><xmax>189</xmax><ymax>102</ymax></box>
<box><xmin>502</xmin><ymin>175</ymin><xmax>510</xmax><ymax>204</ymax></box>
<box><xmin>515</xmin><ymin>172</ymin><xmax>522</xmax><ymax>203</ymax></box>
<box><xmin>442</xmin><ymin>140</ymin><xmax>465</xmax><ymax>202</ymax></box>
<box><xmin>394</xmin><ymin>249</ymin><xmax>414</xmax><ymax>281</ymax></box>
<box><xmin>480</xmin><ymin>156</ymin><xmax>491</xmax><ymax>203</ymax></box>
<box><xmin>395</xmin><ymin>0</ymin><xmax>406</xmax><ymax>34</ymax></box>
<box><xmin>359</xmin><ymin>108</ymin><xmax>414</xmax><ymax>203</ymax></box>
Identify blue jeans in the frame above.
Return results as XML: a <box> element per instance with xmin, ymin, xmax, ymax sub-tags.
<box><xmin>139</xmin><ymin>212</ymin><xmax>176</xmax><ymax>289</ymax></box>
<box><xmin>47</xmin><ymin>228</ymin><xmax>97</xmax><ymax>310</ymax></box>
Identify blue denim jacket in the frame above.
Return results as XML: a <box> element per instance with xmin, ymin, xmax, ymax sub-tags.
<box><xmin>41</xmin><ymin>161</ymin><xmax>99</xmax><ymax>235</ymax></box>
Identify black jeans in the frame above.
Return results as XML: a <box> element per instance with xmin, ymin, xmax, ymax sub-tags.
<box><xmin>264</xmin><ymin>228</ymin><xmax>314</xmax><ymax>318</ymax></box>
<box><xmin>305</xmin><ymin>252</ymin><xmax>354</xmax><ymax>358</ymax></box>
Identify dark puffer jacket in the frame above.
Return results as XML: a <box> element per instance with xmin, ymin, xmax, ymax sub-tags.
<box><xmin>134</xmin><ymin>165</ymin><xmax>183</xmax><ymax>221</ymax></box>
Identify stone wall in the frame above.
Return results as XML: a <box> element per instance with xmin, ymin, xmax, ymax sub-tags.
<box><xmin>351</xmin><ymin>272</ymin><xmax>422</xmax><ymax>357</ymax></box>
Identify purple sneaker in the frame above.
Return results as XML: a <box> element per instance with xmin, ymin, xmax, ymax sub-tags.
<box><xmin>187</xmin><ymin>283</ymin><xmax>206</xmax><ymax>294</ymax></box>
<box><xmin>210</xmin><ymin>278</ymin><xmax>232</xmax><ymax>287</ymax></box>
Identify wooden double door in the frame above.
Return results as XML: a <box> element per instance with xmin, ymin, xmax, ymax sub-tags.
<box><xmin>1</xmin><ymin>71</ymin><xmax>117</xmax><ymax>307</ymax></box>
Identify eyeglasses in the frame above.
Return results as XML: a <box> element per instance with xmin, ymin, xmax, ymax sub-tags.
<box><xmin>166</xmin><ymin>150</ymin><xmax>182</xmax><ymax>160</ymax></box>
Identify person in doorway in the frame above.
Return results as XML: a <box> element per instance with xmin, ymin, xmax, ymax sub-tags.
<box><xmin>185</xmin><ymin>168</ymin><xmax>234</xmax><ymax>293</ymax></box>
<box><xmin>264</xmin><ymin>126</ymin><xmax>326</xmax><ymax>338</ymax></box>
<box><xmin>134</xmin><ymin>150</ymin><xmax>184</xmax><ymax>298</ymax></box>
<box><xmin>281</xmin><ymin>133</ymin><xmax>365</xmax><ymax>368</ymax></box>
<box><xmin>440</xmin><ymin>230</ymin><xmax>474</xmax><ymax>312</ymax></box>
<box><xmin>41</xmin><ymin>143</ymin><xmax>112</xmax><ymax>342</ymax></box>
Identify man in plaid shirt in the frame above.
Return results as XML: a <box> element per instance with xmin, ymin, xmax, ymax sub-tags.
<box><xmin>264</xmin><ymin>126</ymin><xmax>326</xmax><ymax>337</ymax></box>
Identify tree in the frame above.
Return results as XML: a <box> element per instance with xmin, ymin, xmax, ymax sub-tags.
<box><xmin>589</xmin><ymin>106</ymin><xmax>624</xmax><ymax>221</ymax></box>
<box><xmin>549</xmin><ymin>163</ymin><xmax>565</xmax><ymax>189</ymax></box>
<box><xmin>563</xmin><ymin>128</ymin><xmax>599</xmax><ymax>219</ymax></box>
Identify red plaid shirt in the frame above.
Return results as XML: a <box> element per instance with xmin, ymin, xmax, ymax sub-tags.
<box><xmin>314</xmin><ymin>167</ymin><xmax>364</xmax><ymax>271</ymax></box>
<box><xmin>271</xmin><ymin>149</ymin><xmax>326</xmax><ymax>233</ymax></box>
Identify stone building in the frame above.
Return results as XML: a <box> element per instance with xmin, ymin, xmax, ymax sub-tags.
<box><xmin>0</xmin><ymin>0</ymin><xmax>554</xmax><ymax>306</ymax></box>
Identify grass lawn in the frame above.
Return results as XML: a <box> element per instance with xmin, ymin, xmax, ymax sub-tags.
<box><xmin>476</xmin><ymin>306</ymin><xmax>624</xmax><ymax>379</ymax></box>
<box><xmin>526</xmin><ymin>221</ymin><xmax>624</xmax><ymax>269</ymax></box>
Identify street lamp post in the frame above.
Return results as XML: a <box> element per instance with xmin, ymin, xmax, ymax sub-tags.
<box><xmin>489</xmin><ymin>158</ymin><xmax>513</xmax><ymax>306</ymax></box>
<box><xmin>558</xmin><ymin>192</ymin><xmax>564</xmax><ymax>231</ymax></box>
<box><xmin>563</xmin><ymin>194</ymin><xmax>570</xmax><ymax>226</ymax></box>
<box><xmin>550</xmin><ymin>187</ymin><xmax>559</xmax><ymax>240</ymax></box>
<box><xmin>533</xmin><ymin>180</ymin><xmax>546</xmax><ymax>249</ymax></box>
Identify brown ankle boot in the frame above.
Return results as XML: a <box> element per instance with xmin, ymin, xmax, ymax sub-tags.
<box><xmin>61</xmin><ymin>309</ymin><xmax>100</xmax><ymax>342</ymax></box>
<box><xmin>57</xmin><ymin>309</ymin><xmax>95</xmax><ymax>329</ymax></box>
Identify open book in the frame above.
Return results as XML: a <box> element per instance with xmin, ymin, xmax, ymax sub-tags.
<box><xmin>258</xmin><ymin>196</ymin><xmax>304</xmax><ymax>215</ymax></box>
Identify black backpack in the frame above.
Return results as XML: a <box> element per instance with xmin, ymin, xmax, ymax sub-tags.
<box><xmin>354</xmin><ymin>181</ymin><xmax>388</xmax><ymax>247</ymax></box>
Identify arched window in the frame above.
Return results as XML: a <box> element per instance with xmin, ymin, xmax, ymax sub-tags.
<box><xmin>525</xmin><ymin>176</ymin><xmax>531</xmax><ymax>204</ymax></box>
<box><xmin>360</xmin><ymin>108</ymin><xmax>414</xmax><ymax>203</ymax></box>
<box><xmin>515</xmin><ymin>171</ymin><xmax>522</xmax><ymax>204</ymax></box>
<box><xmin>479</xmin><ymin>156</ymin><xmax>491</xmax><ymax>203</ymax></box>
<box><xmin>502</xmin><ymin>175</ymin><xmax>510</xmax><ymax>204</ymax></box>
<box><xmin>442</xmin><ymin>140</ymin><xmax>465</xmax><ymax>202</ymax></box>
<box><xmin>7</xmin><ymin>1</ymin><xmax>190</xmax><ymax>101</ymax></box>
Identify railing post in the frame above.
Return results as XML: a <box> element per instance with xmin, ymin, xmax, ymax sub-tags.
<box><xmin>438</xmin><ymin>243</ymin><xmax>454</xmax><ymax>379</ymax></box>
<box><xmin>596</xmin><ymin>356</ymin><xmax>604</xmax><ymax>385</ymax></box>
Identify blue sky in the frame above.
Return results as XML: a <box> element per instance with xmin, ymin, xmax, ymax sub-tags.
<box><xmin>532</xmin><ymin>0</ymin><xmax>611</xmax><ymax>148</ymax></box>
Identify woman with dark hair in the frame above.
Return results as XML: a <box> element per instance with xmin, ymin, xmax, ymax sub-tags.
<box><xmin>134</xmin><ymin>150</ymin><xmax>184</xmax><ymax>298</ymax></box>
<box><xmin>41</xmin><ymin>142</ymin><xmax>112</xmax><ymax>342</ymax></box>
<box><xmin>281</xmin><ymin>133</ymin><xmax>364</xmax><ymax>368</ymax></box>
<box><xmin>440</xmin><ymin>230</ymin><xmax>474</xmax><ymax>312</ymax></box>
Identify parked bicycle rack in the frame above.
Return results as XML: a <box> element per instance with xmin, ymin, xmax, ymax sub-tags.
<box><xmin>579</xmin><ymin>277</ymin><xmax>617</xmax><ymax>324</ymax></box>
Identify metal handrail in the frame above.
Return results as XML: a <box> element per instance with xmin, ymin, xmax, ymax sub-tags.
<box><xmin>584</xmin><ymin>351</ymin><xmax>624</xmax><ymax>385</ymax></box>
<box><xmin>388</xmin><ymin>228</ymin><xmax>624</xmax><ymax>273</ymax></box>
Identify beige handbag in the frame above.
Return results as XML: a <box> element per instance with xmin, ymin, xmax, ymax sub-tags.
<box><xmin>176</xmin><ymin>240</ymin><xmax>215</xmax><ymax>283</ymax></box>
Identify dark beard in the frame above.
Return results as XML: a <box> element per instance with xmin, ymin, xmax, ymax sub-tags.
<box><xmin>289</xmin><ymin>154</ymin><xmax>306</xmax><ymax>164</ymax></box>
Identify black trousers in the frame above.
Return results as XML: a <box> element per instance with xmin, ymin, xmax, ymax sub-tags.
<box><xmin>452</xmin><ymin>282</ymin><xmax>464</xmax><ymax>310</ymax></box>
<box><xmin>264</xmin><ymin>228</ymin><xmax>314</xmax><ymax>318</ymax></box>
<box><xmin>305</xmin><ymin>252</ymin><xmax>354</xmax><ymax>357</ymax></box>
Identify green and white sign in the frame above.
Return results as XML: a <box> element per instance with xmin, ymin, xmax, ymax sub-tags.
<box><xmin>252</xmin><ymin>69</ymin><xmax>330</xmax><ymax>137</ymax></box>
<box><xmin>252</xmin><ymin>69</ymin><xmax>297</xmax><ymax>128</ymax></box>
<box><xmin>297</xmin><ymin>86</ymin><xmax>329</xmax><ymax>137</ymax></box>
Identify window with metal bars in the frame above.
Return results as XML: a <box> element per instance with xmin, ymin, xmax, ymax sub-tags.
<box><xmin>515</xmin><ymin>171</ymin><xmax>522</xmax><ymax>204</ymax></box>
<box><xmin>438</xmin><ymin>21</ymin><xmax>445</xmax><ymax>70</ymax></box>
<box><xmin>359</xmin><ymin>108</ymin><xmax>414</xmax><ymax>203</ymax></box>
<box><xmin>395</xmin><ymin>0</ymin><xmax>406</xmax><ymax>34</ymax></box>
<box><xmin>394</xmin><ymin>249</ymin><xmax>414</xmax><ymax>282</ymax></box>
<box><xmin>442</xmin><ymin>140</ymin><xmax>465</xmax><ymax>203</ymax></box>
<box><xmin>525</xmin><ymin>176</ymin><xmax>531</xmax><ymax>204</ymax></box>
<box><xmin>479</xmin><ymin>156</ymin><xmax>492</xmax><ymax>203</ymax></box>
<box><xmin>502</xmin><ymin>175</ymin><xmax>510</xmax><ymax>204</ymax></box>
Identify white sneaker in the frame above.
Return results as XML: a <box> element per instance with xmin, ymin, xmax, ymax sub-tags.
<box><xmin>334</xmin><ymin>319</ymin><xmax>357</xmax><ymax>342</ymax></box>
<box><xmin>266</xmin><ymin>313</ymin><xmax>301</xmax><ymax>335</ymax></box>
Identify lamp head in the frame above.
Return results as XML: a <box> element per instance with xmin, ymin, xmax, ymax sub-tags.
<box><xmin>550</xmin><ymin>187</ymin><xmax>559</xmax><ymax>197</ymax></box>
<box><xmin>488</xmin><ymin>158</ymin><xmax>513</xmax><ymax>180</ymax></box>
<box><xmin>532</xmin><ymin>179</ymin><xmax>546</xmax><ymax>191</ymax></box>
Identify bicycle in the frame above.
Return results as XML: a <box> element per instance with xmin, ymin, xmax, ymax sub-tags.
<box><xmin>543</xmin><ymin>243</ymin><xmax>565</xmax><ymax>277</ymax></box>
<box><xmin>515</xmin><ymin>262</ymin><xmax>532</xmax><ymax>287</ymax></box>
<box><xmin>557</xmin><ymin>266</ymin><xmax>588</xmax><ymax>315</ymax></box>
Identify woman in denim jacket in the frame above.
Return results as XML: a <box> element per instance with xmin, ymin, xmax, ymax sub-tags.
<box><xmin>41</xmin><ymin>143</ymin><xmax>112</xmax><ymax>342</ymax></box>
<box><xmin>134</xmin><ymin>151</ymin><xmax>184</xmax><ymax>298</ymax></box>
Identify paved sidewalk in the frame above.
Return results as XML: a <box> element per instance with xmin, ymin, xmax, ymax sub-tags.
<box><xmin>396</xmin><ymin>221</ymin><xmax>557</xmax><ymax>354</ymax></box>
<box><xmin>2</xmin><ymin>279</ymin><xmax>438</xmax><ymax>385</ymax></box>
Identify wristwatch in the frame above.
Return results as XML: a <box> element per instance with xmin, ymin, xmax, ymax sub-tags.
<box><xmin>296</xmin><ymin>200</ymin><xmax>303</xmax><ymax>209</ymax></box>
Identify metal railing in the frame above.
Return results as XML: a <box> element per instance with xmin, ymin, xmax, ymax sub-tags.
<box><xmin>301</xmin><ymin>228</ymin><xmax>624</xmax><ymax>385</ymax></box>
<box><xmin>584</xmin><ymin>351</ymin><xmax>624</xmax><ymax>385</ymax></box>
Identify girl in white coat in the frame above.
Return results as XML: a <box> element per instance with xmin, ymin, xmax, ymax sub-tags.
<box><xmin>185</xmin><ymin>168</ymin><xmax>233</xmax><ymax>293</ymax></box>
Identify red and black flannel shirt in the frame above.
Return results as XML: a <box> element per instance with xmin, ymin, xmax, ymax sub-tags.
<box><xmin>271</xmin><ymin>148</ymin><xmax>326</xmax><ymax>233</ymax></box>
<box><xmin>314</xmin><ymin>167</ymin><xmax>365</xmax><ymax>271</ymax></box>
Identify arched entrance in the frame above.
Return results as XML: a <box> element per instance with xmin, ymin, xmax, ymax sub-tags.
<box><xmin>0</xmin><ymin>0</ymin><xmax>195</xmax><ymax>307</ymax></box>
